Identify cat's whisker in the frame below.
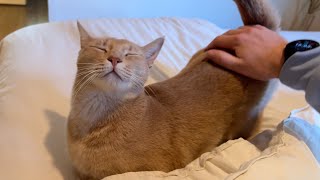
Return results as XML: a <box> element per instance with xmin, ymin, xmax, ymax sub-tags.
<box><xmin>74</xmin><ymin>73</ymin><xmax>100</xmax><ymax>91</ymax></box>
<box><xmin>118</xmin><ymin>69</ymin><xmax>133</xmax><ymax>79</ymax></box>
<box><xmin>76</xmin><ymin>74</ymin><xmax>98</xmax><ymax>94</ymax></box>
<box><xmin>128</xmin><ymin>77</ymin><xmax>156</xmax><ymax>100</ymax></box>
<box><xmin>77</xmin><ymin>63</ymin><xmax>106</xmax><ymax>65</ymax></box>
<box><xmin>77</xmin><ymin>66</ymin><xmax>106</xmax><ymax>72</ymax></box>
<box><xmin>74</xmin><ymin>70</ymin><xmax>100</xmax><ymax>92</ymax></box>
<box><xmin>73</xmin><ymin>73</ymin><xmax>98</xmax><ymax>101</ymax></box>
<box><xmin>127</xmin><ymin>72</ymin><xmax>149</xmax><ymax>98</ymax></box>
<box><xmin>123</xmin><ymin>66</ymin><xmax>132</xmax><ymax>72</ymax></box>
<box><xmin>77</xmin><ymin>65</ymin><xmax>106</xmax><ymax>71</ymax></box>
<box><xmin>77</xmin><ymin>69</ymin><xmax>99</xmax><ymax>75</ymax></box>
<box><xmin>122</xmin><ymin>68</ymin><xmax>140</xmax><ymax>79</ymax></box>
<box><xmin>132</xmin><ymin>79</ymin><xmax>143</xmax><ymax>90</ymax></box>
<box><xmin>122</xmin><ymin>67</ymin><xmax>132</xmax><ymax>73</ymax></box>
<box><xmin>75</xmin><ymin>69</ymin><xmax>100</xmax><ymax>81</ymax></box>
<box><xmin>77</xmin><ymin>64</ymin><xmax>105</xmax><ymax>67</ymax></box>
<box><xmin>127</xmin><ymin>75</ymin><xmax>143</xmax><ymax>88</ymax></box>
<box><xmin>129</xmin><ymin>75</ymin><xmax>144</xmax><ymax>88</ymax></box>
<box><xmin>122</xmin><ymin>67</ymin><xmax>143</xmax><ymax>79</ymax></box>
<box><xmin>77</xmin><ymin>66</ymin><xmax>104</xmax><ymax>70</ymax></box>
<box><xmin>121</xmin><ymin>70</ymin><xmax>132</xmax><ymax>78</ymax></box>
<box><xmin>125</xmin><ymin>71</ymin><xmax>157</xmax><ymax>98</ymax></box>
<box><xmin>76</xmin><ymin>69</ymin><xmax>105</xmax><ymax>77</ymax></box>
<box><xmin>130</xmin><ymin>73</ymin><xmax>145</xmax><ymax>81</ymax></box>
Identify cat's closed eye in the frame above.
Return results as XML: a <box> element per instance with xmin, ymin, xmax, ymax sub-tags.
<box><xmin>125</xmin><ymin>53</ymin><xmax>139</xmax><ymax>57</ymax></box>
<box><xmin>90</xmin><ymin>46</ymin><xmax>108</xmax><ymax>53</ymax></box>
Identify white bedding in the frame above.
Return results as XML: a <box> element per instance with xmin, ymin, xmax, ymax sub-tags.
<box><xmin>0</xmin><ymin>18</ymin><xmax>319</xmax><ymax>180</ymax></box>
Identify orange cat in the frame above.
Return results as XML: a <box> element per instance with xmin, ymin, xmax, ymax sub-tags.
<box><xmin>68</xmin><ymin>0</ymin><xmax>280</xmax><ymax>179</ymax></box>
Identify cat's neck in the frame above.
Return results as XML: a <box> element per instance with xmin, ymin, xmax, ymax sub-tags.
<box><xmin>70</xmin><ymin>85</ymin><xmax>145</xmax><ymax>124</ymax></box>
<box><xmin>72</xmin><ymin>89</ymin><xmax>117</xmax><ymax>119</ymax></box>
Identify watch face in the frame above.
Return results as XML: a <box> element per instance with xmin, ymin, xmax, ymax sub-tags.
<box><xmin>294</xmin><ymin>40</ymin><xmax>319</xmax><ymax>51</ymax></box>
<box><xmin>284</xmin><ymin>40</ymin><xmax>319</xmax><ymax>60</ymax></box>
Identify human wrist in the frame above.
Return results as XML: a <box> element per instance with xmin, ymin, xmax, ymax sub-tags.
<box><xmin>273</xmin><ymin>42</ymin><xmax>287</xmax><ymax>78</ymax></box>
<box><xmin>279</xmin><ymin>46</ymin><xmax>320</xmax><ymax>90</ymax></box>
<box><xmin>277</xmin><ymin>40</ymin><xmax>319</xmax><ymax>79</ymax></box>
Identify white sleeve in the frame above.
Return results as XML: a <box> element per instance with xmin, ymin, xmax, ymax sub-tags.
<box><xmin>279</xmin><ymin>47</ymin><xmax>320</xmax><ymax>112</ymax></box>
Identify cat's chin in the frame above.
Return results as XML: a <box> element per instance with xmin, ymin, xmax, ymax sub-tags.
<box><xmin>93</xmin><ymin>76</ymin><xmax>129</xmax><ymax>93</ymax></box>
<box><xmin>101</xmin><ymin>71</ymin><xmax>123</xmax><ymax>81</ymax></box>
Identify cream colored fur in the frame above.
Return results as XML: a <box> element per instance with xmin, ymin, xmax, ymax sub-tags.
<box><xmin>67</xmin><ymin>0</ymin><xmax>280</xmax><ymax>179</ymax></box>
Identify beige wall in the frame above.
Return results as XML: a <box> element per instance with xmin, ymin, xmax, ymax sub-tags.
<box><xmin>0</xmin><ymin>0</ymin><xmax>26</xmax><ymax>5</ymax></box>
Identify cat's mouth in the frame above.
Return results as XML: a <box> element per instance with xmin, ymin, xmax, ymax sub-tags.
<box><xmin>103</xmin><ymin>70</ymin><xmax>123</xmax><ymax>80</ymax></box>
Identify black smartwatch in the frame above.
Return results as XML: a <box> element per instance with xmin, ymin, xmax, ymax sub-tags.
<box><xmin>284</xmin><ymin>40</ymin><xmax>319</xmax><ymax>62</ymax></box>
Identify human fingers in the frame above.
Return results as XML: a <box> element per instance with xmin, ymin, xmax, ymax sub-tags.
<box><xmin>224</xmin><ymin>28</ymin><xmax>246</xmax><ymax>35</ymax></box>
<box><xmin>206</xmin><ymin>49</ymin><xmax>243</xmax><ymax>72</ymax></box>
<box><xmin>205</xmin><ymin>35</ymin><xmax>239</xmax><ymax>51</ymax></box>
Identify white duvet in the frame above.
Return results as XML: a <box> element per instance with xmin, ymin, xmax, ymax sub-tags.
<box><xmin>0</xmin><ymin>18</ymin><xmax>319</xmax><ymax>180</ymax></box>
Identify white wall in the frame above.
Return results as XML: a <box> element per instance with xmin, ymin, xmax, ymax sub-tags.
<box><xmin>48</xmin><ymin>0</ymin><xmax>243</xmax><ymax>29</ymax></box>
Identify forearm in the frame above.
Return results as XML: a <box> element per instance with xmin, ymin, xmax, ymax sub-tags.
<box><xmin>279</xmin><ymin>47</ymin><xmax>320</xmax><ymax>112</ymax></box>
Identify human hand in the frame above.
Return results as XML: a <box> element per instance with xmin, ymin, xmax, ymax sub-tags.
<box><xmin>205</xmin><ymin>25</ymin><xmax>288</xmax><ymax>81</ymax></box>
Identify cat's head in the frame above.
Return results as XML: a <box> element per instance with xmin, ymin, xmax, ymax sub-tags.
<box><xmin>74</xmin><ymin>22</ymin><xmax>164</xmax><ymax>98</ymax></box>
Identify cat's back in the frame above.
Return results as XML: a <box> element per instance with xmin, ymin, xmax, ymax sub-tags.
<box><xmin>147</xmin><ymin>50</ymin><xmax>269</xmax><ymax>141</ymax></box>
<box><xmin>148</xmin><ymin>51</ymin><xmax>251</xmax><ymax>112</ymax></box>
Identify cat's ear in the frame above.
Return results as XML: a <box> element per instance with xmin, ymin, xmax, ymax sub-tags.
<box><xmin>143</xmin><ymin>37</ymin><xmax>165</xmax><ymax>67</ymax></box>
<box><xmin>77</xmin><ymin>22</ymin><xmax>92</xmax><ymax>47</ymax></box>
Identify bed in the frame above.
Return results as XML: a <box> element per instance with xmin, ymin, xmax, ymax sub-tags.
<box><xmin>0</xmin><ymin>0</ymin><xmax>320</xmax><ymax>180</ymax></box>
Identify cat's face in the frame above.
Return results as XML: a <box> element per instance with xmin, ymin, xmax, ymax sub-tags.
<box><xmin>75</xmin><ymin>22</ymin><xmax>164</xmax><ymax>97</ymax></box>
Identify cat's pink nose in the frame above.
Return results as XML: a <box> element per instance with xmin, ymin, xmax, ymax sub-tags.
<box><xmin>107</xmin><ymin>56</ymin><xmax>122</xmax><ymax>67</ymax></box>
